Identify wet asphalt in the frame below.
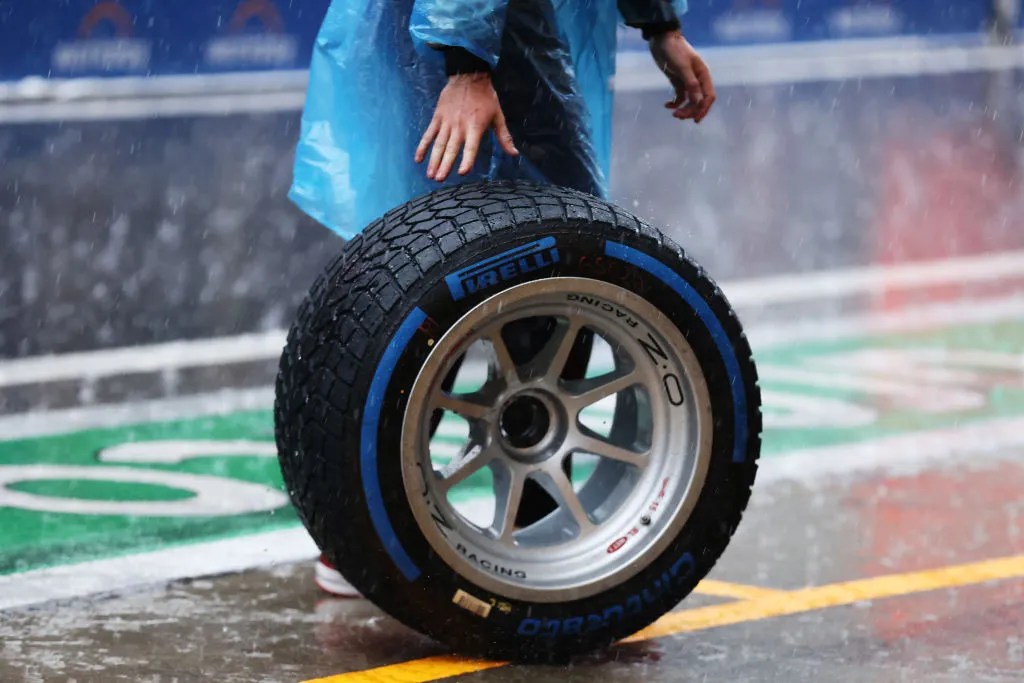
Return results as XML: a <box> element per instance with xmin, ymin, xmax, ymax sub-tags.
<box><xmin>3</xmin><ymin>448</ymin><xmax>1021</xmax><ymax>683</ymax></box>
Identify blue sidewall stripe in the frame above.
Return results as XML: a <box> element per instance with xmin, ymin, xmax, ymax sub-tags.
<box><xmin>360</xmin><ymin>307</ymin><xmax>427</xmax><ymax>581</ymax></box>
<box><xmin>605</xmin><ymin>242</ymin><xmax>749</xmax><ymax>464</ymax></box>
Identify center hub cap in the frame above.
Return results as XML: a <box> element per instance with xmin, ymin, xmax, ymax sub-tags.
<box><xmin>500</xmin><ymin>394</ymin><xmax>552</xmax><ymax>451</ymax></box>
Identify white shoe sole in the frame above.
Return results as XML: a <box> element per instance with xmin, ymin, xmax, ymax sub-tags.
<box><xmin>314</xmin><ymin>561</ymin><xmax>362</xmax><ymax>598</ymax></box>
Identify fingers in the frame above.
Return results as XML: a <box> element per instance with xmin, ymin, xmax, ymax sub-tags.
<box><xmin>435</xmin><ymin>130</ymin><xmax>464</xmax><ymax>182</ymax></box>
<box><xmin>693</xmin><ymin>59</ymin><xmax>716</xmax><ymax>123</ymax></box>
<box><xmin>664</xmin><ymin>93</ymin><xmax>685</xmax><ymax>109</ymax></box>
<box><xmin>493</xmin><ymin>110</ymin><xmax>519</xmax><ymax>157</ymax></box>
<box><xmin>672</xmin><ymin>102</ymin><xmax>701</xmax><ymax>121</ymax></box>
<box><xmin>680</xmin><ymin>61</ymin><xmax>704</xmax><ymax>115</ymax></box>
<box><xmin>669</xmin><ymin>59</ymin><xmax>716</xmax><ymax>124</ymax></box>
<box><xmin>421</xmin><ymin>78</ymin><xmax>517</xmax><ymax>181</ymax></box>
<box><xmin>415</xmin><ymin>116</ymin><xmax>441</xmax><ymax>164</ymax></box>
<box><xmin>459</xmin><ymin>126</ymin><xmax>483</xmax><ymax>176</ymax></box>
<box><xmin>426</xmin><ymin>124</ymin><xmax>451</xmax><ymax>180</ymax></box>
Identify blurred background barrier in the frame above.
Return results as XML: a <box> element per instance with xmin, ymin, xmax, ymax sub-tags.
<box><xmin>0</xmin><ymin>1</ymin><xmax>1007</xmax><ymax>82</ymax></box>
<box><xmin>0</xmin><ymin>1</ymin><xmax>1021</xmax><ymax>413</ymax></box>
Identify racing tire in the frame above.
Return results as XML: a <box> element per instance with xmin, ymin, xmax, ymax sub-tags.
<box><xmin>274</xmin><ymin>181</ymin><xmax>761</xmax><ymax>661</ymax></box>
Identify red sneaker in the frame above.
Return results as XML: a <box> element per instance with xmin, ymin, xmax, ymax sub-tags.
<box><xmin>314</xmin><ymin>555</ymin><xmax>361</xmax><ymax>598</ymax></box>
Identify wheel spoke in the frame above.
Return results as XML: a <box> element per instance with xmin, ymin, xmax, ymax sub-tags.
<box><xmin>435</xmin><ymin>393</ymin><xmax>491</xmax><ymax>422</ymax></box>
<box><xmin>570</xmin><ymin>430</ymin><xmax>647</xmax><ymax>468</ymax></box>
<box><xmin>563</xmin><ymin>369</ymin><xmax>640</xmax><ymax>410</ymax></box>
<box><xmin>491</xmin><ymin>463</ymin><xmax>526</xmax><ymax>542</ymax></box>
<box><xmin>484</xmin><ymin>330</ymin><xmax>519</xmax><ymax>386</ymax></box>
<box><xmin>539</xmin><ymin>465</ymin><xmax>595</xmax><ymax>533</ymax></box>
<box><xmin>437</xmin><ymin>442</ymin><xmax>494</xmax><ymax>493</ymax></box>
<box><xmin>523</xmin><ymin>318</ymin><xmax>582</xmax><ymax>383</ymax></box>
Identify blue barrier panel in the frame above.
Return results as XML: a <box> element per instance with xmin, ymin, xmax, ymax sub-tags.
<box><xmin>672</xmin><ymin>1</ymin><xmax>990</xmax><ymax>47</ymax></box>
<box><xmin>0</xmin><ymin>0</ymin><xmax>994</xmax><ymax>81</ymax></box>
<box><xmin>798</xmin><ymin>0</ymin><xmax>990</xmax><ymax>41</ymax></box>
<box><xmin>0</xmin><ymin>0</ymin><xmax>331</xmax><ymax>80</ymax></box>
<box><xmin>679</xmin><ymin>0</ymin><xmax>803</xmax><ymax>47</ymax></box>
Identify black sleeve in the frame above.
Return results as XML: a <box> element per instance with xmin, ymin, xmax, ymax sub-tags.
<box><xmin>617</xmin><ymin>0</ymin><xmax>681</xmax><ymax>39</ymax></box>
<box><xmin>433</xmin><ymin>45</ymin><xmax>492</xmax><ymax>76</ymax></box>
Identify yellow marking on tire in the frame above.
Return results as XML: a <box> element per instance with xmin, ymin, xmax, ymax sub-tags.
<box><xmin>303</xmin><ymin>553</ymin><xmax>1024</xmax><ymax>683</ymax></box>
<box><xmin>693</xmin><ymin>579</ymin><xmax>787</xmax><ymax>600</ymax></box>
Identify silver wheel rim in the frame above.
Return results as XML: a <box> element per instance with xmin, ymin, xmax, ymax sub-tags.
<box><xmin>401</xmin><ymin>277</ymin><xmax>713</xmax><ymax>602</ymax></box>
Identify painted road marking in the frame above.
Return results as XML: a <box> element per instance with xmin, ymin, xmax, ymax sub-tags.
<box><xmin>615</xmin><ymin>40</ymin><xmax>1024</xmax><ymax>91</ymax></box>
<box><xmin>3</xmin><ymin>406</ymin><xmax>1024</xmax><ymax>605</ymax></box>
<box><xmin>688</xmin><ymin>579</ymin><xmax>788</xmax><ymax>601</ymax></box>
<box><xmin>2</xmin><ymin>298</ymin><xmax>1022</xmax><ymax>608</ymax></box>
<box><xmin>302</xmin><ymin>657</ymin><xmax>508</xmax><ymax>683</ymax></box>
<box><xmin>4</xmin><ymin>38</ymin><xmax>1022</xmax><ymax>123</ymax></box>
<box><xmin>0</xmin><ymin>527</ymin><xmax>317</xmax><ymax>611</ymax></box>
<box><xmin>1</xmin><ymin>292</ymin><xmax>1021</xmax><ymax>444</ymax></box>
<box><xmin>723</xmin><ymin>249</ymin><xmax>1024</xmax><ymax>308</ymax></box>
<box><xmin>748</xmin><ymin>292</ymin><xmax>1024</xmax><ymax>348</ymax></box>
<box><xmin>624</xmin><ymin>553</ymin><xmax>1024</xmax><ymax>641</ymax></box>
<box><xmin>306</xmin><ymin>554</ymin><xmax>1024</xmax><ymax>683</ymax></box>
<box><xmin>98</xmin><ymin>439</ymin><xmax>278</xmax><ymax>464</ymax></box>
<box><xmin>299</xmin><ymin>580</ymin><xmax>773</xmax><ymax>683</ymax></box>
<box><xmin>0</xmin><ymin>387</ymin><xmax>272</xmax><ymax>441</ymax></box>
<box><xmin>758</xmin><ymin>414</ymin><xmax>1024</xmax><ymax>485</ymax></box>
<box><xmin>2</xmin><ymin>250</ymin><xmax>1022</xmax><ymax>391</ymax></box>
<box><xmin>3</xmin><ymin>330</ymin><xmax>1023</xmax><ymax>604</ymax></box>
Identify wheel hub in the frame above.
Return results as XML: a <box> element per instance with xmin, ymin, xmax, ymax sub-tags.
<box><xmin>401</xmin><ymin>278</ymin><xmax>713</xmax><ymax>602</ymax></box>
<box><xmin>500</xmin><ymin>394</ymin><xmax>550</xmax><ymax>449</ymax></box>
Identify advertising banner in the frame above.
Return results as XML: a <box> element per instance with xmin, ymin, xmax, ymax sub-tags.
<box><xmin>0</xmin><ymin>0</ymin><xmax>331</xmax><ymax>80</ymax></box>
<box><xmin>0</xmin><ymin>1</ymin><xmax>997</xmax><ymax>82</ymax></box>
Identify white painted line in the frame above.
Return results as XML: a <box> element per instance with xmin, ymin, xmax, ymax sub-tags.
<box><xmin>721</xmin><ymin>249</ymin><xmax>1024</xmax><ymax>308</ymax></box>
<box><xmin>0</xmin><ymin>527</ymin><xmax>318</xmax><ymax>611</ymax></box>
<box><xmin>1</xmin><ymin>250</ymin><xmax>1022</xmax><ymax>391</ymax></box>
<box><xmin>0</xmin><ymin>329</ymin><xmax>285</xmax><ymax>388</ymax></box>
<box><xmin>0</xmin><ymin>297</ymin><xmax>1020</xmax><ymax>441</ymax></box>
<box><xmin>3</xmin><ymin>413</ymin><xmax>1023</xmax><ymax>612</ymax></box>
<box><xmin>0</xmin><ymin>295</ymin><xmax>1019</xmax><ymax>441</ymax></box>
<box><xmin>759</xmin><ymin>414</ymin><xmax>1024</xmax><ymax>485</ymax></box>
<box><xmin>3</xmin><ymin>249</ymin><xmax>1023</xmax><ymax>391</ymax></box>
<box><xmin>0</xmin><ymin>69</ymin><xmax>308</xmax><ymax>102</ymax></box>
<box><xmin>0</xmin><ymin>387</ymin><xmax>273</xmax><ymax>440</ymax></box>
<box><xmin>615</xmin><ymin>41</ymin><xmax>1024</xmax><ymax>91</ymax></box>
<box><xmin>98</xmin><ymin>439</ymin><xmax>278</xmax><ymax>464</ymax></box>
<box><xmin>0</xmin><ymin>90</ymin><xmax>307</xmax><ymax>123</ymax></box>
<box><xmin>0</xmin><ymin>37</ymin><xmax>1019</xmax><ymax>122</ymax></box>
<box><xmin>746</xmin><ymin>292</ymin><xmax>1024</xmax><ymax>349</ymax></box>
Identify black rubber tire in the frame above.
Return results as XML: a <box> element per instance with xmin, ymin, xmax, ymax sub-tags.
<box><xmin>275</xmin><ymin>181</ymin><xmax>761</xmax><ymax>662</ymax></box>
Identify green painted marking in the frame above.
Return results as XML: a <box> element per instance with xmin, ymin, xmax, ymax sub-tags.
<box><xmin>0</xmin><ymin>411</ymin><xmax>292</xmax><ymax>575</ymax></box>
<box><xmin>10</xmin><ymin>479</ymin><xmax>195</xmax><ymax>502</ymax></box>
<box><xmin>2</xmin><ymin>318</ymin><xmax>1023</xmax><ymax>577</ymax></box>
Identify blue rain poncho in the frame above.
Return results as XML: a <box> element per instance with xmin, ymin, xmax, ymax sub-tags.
<box><xmin>290</xmin><ymin>0</ymin><xmax>687</xmax><ymax>238</ymax></box>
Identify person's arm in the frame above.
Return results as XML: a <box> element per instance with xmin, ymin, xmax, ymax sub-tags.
<box><xmin>617</xmin><ymin>0</ymin><xmax>680</xmax><ymax>39</ymax></box>
<box><xmin>618</xmin><ymin>0</ymin><xmax>715</xmax><ymax>124</ymax></box>
<box><xmin>410</xmin><ymin>0</ymin><xmax>518</xmax><ymax>182</ymax></box>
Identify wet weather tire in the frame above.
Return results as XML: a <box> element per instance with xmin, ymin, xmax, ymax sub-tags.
<box><xmin>274</xmin><ymin>182</ymin><xmax>761</xmax><ymax>661</ymax></box>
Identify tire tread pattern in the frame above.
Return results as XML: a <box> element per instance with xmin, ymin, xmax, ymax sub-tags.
<box><xmin>275</xmin><ymin>181</ymin><xmax>761</xmax><ymax>660</ymax></box>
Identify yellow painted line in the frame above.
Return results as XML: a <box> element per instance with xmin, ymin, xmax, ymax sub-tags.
<box><xmin>693</xmin><ymin>578</ymin><xmax>787</xmax><ymax>601</ymax></box>
<box><xmin>304</xmin><ymin>553</ymin><xmax>1024</xmax><ymax>683</ymax></box>
<box><xmin>302</xmin><ymin>655</ymin><xmax>507</xmax><ymax>683</ymax></box>
<box><xmin>625</xmin><ymin>553</ymin><xmax>1024</xmax><ymax>642</ymax></box>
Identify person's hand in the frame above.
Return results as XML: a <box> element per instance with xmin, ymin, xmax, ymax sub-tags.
<box><xmin>415</xmin><ymin>73</ymin><xmax>519</xmax><ymax>182</ymax></box>
<box><xmin>648</xmin><ymin>31</ymin><xmax>716</xmax><ymax>123</ymax></box>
